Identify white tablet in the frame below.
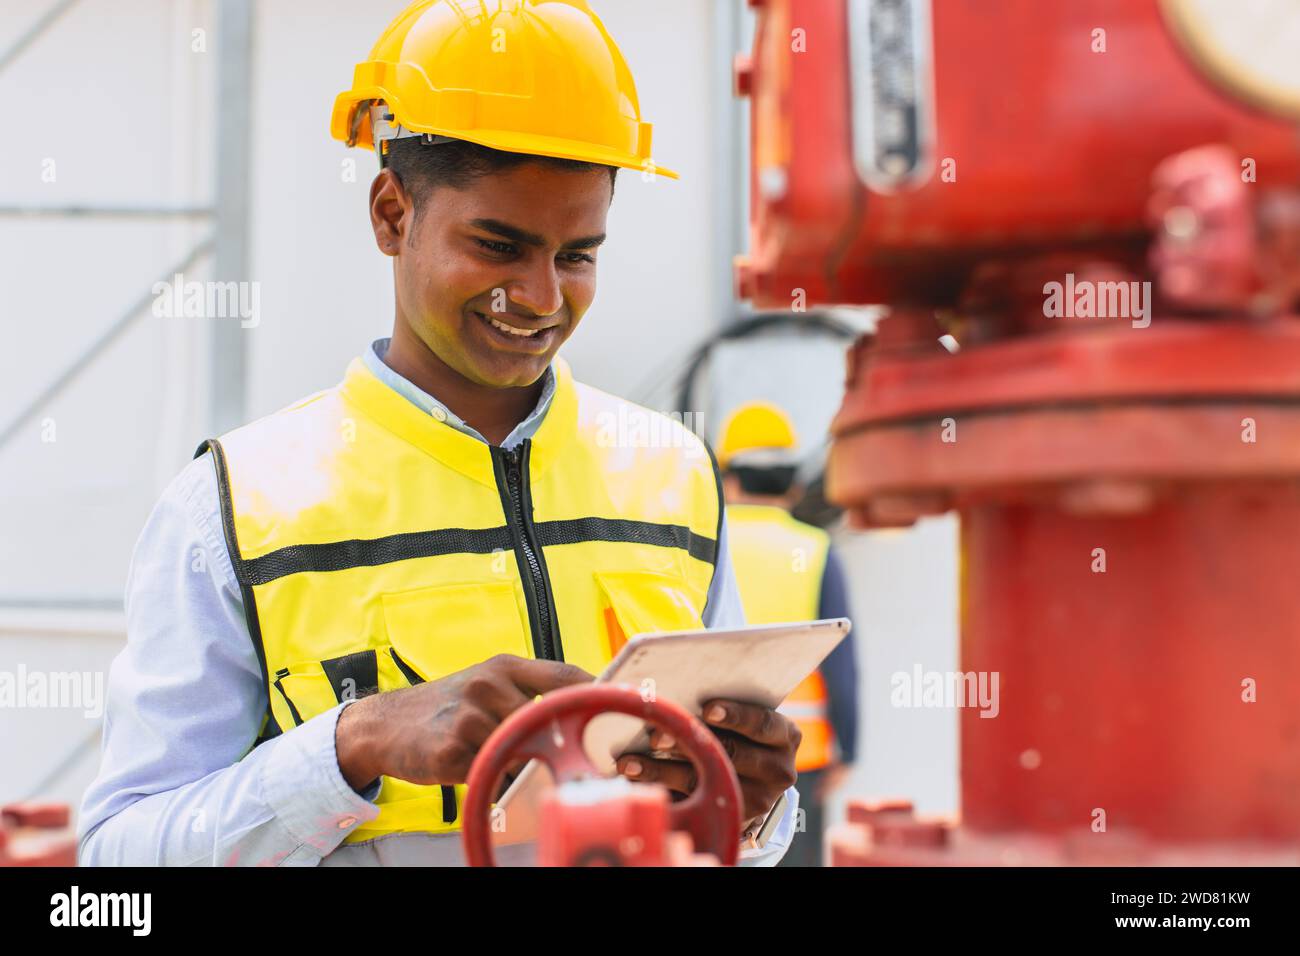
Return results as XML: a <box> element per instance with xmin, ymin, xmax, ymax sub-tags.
<box><xmin>495</xmin><ymin>617</ymin><xmax>851</xmax><ymax>815</ymax></box>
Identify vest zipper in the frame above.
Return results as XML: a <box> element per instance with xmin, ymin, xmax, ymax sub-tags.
<box><xmin>492</xmin><ymin>440</ymin><xmax>564</xmax><ymax>662</ymax></box>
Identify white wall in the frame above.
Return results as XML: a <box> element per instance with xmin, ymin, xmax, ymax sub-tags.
<box><xmin>0</xmin><ymin>0</ymin><xmax>214</xmax><ymax>605</ymax></box>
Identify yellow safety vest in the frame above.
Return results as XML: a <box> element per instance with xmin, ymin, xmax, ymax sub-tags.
<box><xmin>726</xmin><ymin>503</ymin><xmax>836</xmax><ymax>772</ymax></box>
<box><xmin>197</xmin><ymin>354</ymin><xmax>722</xmax><ymax>843</ymax></box>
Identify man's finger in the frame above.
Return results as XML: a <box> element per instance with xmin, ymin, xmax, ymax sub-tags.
<box><xmin>477</xmin><ymin>681</ymin><xmax>534</xmax><ymax>722</ymax></box>
<box><xmin>646</xmin><ymin>728</ymin><xmax>793</xmax><ymax>785</ymax></box>
<box><xmin>707</xmin><ymin>730</ymin><xmax>796</xmax><ymax>785</ymax></box>
<box><xmin>646</xmin><ymin>728</ymin><xmax>743</xmax><ymax>771</ymax></box>
<box><xmin>701</xmin><ymin>699</ymin><xmax>795</xmax><ymax>747</ymax></box>
<box><xmin>615</xmin><ymin>754</ymin><xmax>696</xmax><ymax>796</ymax></box>
<box><xmin>739</xmin><ymin>780</ymin><xmax>779</xmax><ymax>825</ymax></box>
<box><xmin>646</xmin><ymin>728</ymin><xmax>695</xmax><ymax>760</ymax></box>
<box><xmin>503</xmin><ymin>656</ymin><xmax>595</xmax><ymax>696</ymax></box>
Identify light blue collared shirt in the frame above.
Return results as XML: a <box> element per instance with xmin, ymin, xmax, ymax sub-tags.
<box><xmin>361</xmin><ymin>338</ymin><xmax>558</xmax><ymax>448</ymax></box>
<box><xmin>77</xmin><ymin>340</ymin><xmax>796</xmax><ymax>866</ymax></box>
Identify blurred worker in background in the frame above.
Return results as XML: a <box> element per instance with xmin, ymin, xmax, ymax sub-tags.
<box><xmin>718</xmin><ymin>401</ymin><xmax>859</xmax><ymax>867</ymax></box>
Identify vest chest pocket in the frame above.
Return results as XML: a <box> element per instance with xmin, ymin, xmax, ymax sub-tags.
<box><xmin>595</xmin><ymin>569</ymin><xmax>707</xmax><ymax>659</ymax></box>
<box><xmin>381</xmin><ymin>580</ymin><xmax>532</xmax><ymax>681</ymax></box>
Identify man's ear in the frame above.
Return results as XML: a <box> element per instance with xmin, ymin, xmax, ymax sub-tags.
<box><xmin>370</xmin><ymin>168</ymin><xmax>413</xmax><ymax>257</ymax></box>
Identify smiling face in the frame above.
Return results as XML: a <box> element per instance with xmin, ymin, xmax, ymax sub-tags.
<box><xmin>371</xmin><ymin>156</ymin><xmax>614</xmax><ymax>390</ymax></box>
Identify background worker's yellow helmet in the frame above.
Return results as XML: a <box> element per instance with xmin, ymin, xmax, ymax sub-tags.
<box><xmin>717</xmin><ymin>401</ymin><xmax>800</xmax><ymax>469</ymax></box>
<box><xmin>331</xmin><ymin>0</ymin><xmax>677</xmax><ymax>178</ymax></box>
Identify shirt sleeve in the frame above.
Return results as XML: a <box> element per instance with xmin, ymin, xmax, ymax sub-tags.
<box><xmin>76</xmin><ymin>454</ymin><xmax>381</xmax><ymax>866</ymax></box>
<box><xmin>700</xmin><ymin>509</ymin><xmax>798</xmax><ymax>866</ymax></box>
<box><xmin>817</xmin><ymin>546</ymin><xmax>859</xmax><ymax>763</ymax></box>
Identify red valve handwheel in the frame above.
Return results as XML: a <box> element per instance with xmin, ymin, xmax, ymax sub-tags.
<box><xmin>462</xmin><ymin>684</ymin><xmax>744</xmax><ymax>866</ymax></box>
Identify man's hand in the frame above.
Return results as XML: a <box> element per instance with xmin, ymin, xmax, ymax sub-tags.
<box><xmin>614</xmin><ymin>699</ymin><xmax>800</xmax><ymax>832</ymax></box>
<box><xmin>335</xmin><ymin>654</ymin><xmax>593</xmax><ymax>790</ymax></box>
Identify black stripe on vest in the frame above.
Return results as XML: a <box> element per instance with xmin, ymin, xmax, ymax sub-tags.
<box><xmin>534</xmin><ymin>517</ymin><xmax>716</xmax><ymax>565</ymax></box>
<box><xmin>241</xmin><ymin>526</ymin><xmax>517</xmax><ymax>586</ymax></box>
<box><xmin>224</xmin><ymin>517</ymin><xmax>717</xmax><ymax>587</ymax></box>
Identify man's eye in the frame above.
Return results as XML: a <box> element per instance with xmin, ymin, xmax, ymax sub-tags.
<box><xmin>560</xmin><ymin>252</ymin><xmax>595</xmax><ymax>264</ymax></box>
<box><xmin>475</xmin><ymin>238</ymin><xmax>516</xmax><ymax>255</ymax></box>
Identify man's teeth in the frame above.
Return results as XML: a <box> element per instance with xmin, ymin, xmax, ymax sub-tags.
<box><xmin>484</xmin><ymin>314</ymin><xmax>540</xmax><ymax>337</ymax></box>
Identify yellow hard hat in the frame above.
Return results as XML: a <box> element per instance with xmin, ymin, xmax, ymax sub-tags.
<box><xmin>331</xmin><ymin>0</ymin><xmax>677</xmax><ymax>179</ymax></box>
<box><xmin>717</xmin><ymin>401</ymin><xmax>799</xmax><ymax>469</ymax></box>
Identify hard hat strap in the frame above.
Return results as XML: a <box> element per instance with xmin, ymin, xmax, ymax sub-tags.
<box><xmin>366</xmin><ymin>102</ymin><xmax>459</xmax><ymax>167</ymax></box>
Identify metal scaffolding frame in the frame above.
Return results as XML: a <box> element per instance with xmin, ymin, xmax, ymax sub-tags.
<box><xmin>0</xmin><ymin>0</ymin><xmax>80</xmax><ymax>74</ymax></box>
<box><xmin>0</xmin><ymin>0</ymin><xmax>251</xmax><ymax>599</ymax></box>
<box><xmin>212</xmin><ymin>0</ymin><xmax>251</xmax><ymax>435</ymax></box>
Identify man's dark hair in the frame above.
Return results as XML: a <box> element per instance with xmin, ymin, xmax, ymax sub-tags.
<box><xmin>384</xmin><ymin>137</ymin><xmax>618</xmax><ymax>211</ymax></box>
<box><xmin>730</xmin><ymin>465</ymin><xmax>799</xmax><ymax>497</ymax></box>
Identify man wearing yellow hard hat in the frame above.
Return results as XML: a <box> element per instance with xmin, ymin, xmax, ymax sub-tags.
<box><xmin>78</xmin><ymin>1</ymin><xmax>800</xmax><ymax>866</ymax></box>
<box><xmin>717</xmin><ymin>401</ymin><xmax>859</xmax><ymax>867</ymax></box>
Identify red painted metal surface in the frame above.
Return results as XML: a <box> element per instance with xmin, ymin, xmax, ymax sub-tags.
<box><xmin>537</xmin><ymin>781</ymin><xmax>672</xmax><ymax>867</ymax></box>
<box><xmin>739</xmin><ymin>0</ymin><xmax>1300</xmax><ymax>865</ymax></box>
<box><xmin>961</xmin><ymin>495</ymin><xmax>1300</xmax><ymax>843</ymax></box>
<box><xmin>737</xmin><ymin>0</ymin><xmax>1300</xmax><ymax>308</ymax></box>
<box><xmin>0</xmin><ymin>803</ymin><xmax>77</xmax><ymax>867</ymax></box>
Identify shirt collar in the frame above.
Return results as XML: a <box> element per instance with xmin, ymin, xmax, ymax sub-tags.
<box><xmin>361</xmin><ymin>337</ymin><xmax>557</xmax><ymax>449</ymax></box>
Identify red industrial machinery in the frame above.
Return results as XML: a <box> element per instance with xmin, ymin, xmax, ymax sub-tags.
<box><xmin>462</xmin><ymin>685</ymin><xmax>743</xmax><ymax>866</ymax></box>
<box><xmin>737</xmin><ymin>0</ymin><xmax>1300</xmax><ymax>864</ymax></box>
<box><xmin>0</xmin><ymin>803</ymin><xmax>77</xmax><ymax>867</ymax></box>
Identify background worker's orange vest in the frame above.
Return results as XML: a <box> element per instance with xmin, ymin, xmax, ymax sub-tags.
<box><xmin>726</xmin><ymin>503</ymin><xmax>836</xmax><ymax>772</ymax></box>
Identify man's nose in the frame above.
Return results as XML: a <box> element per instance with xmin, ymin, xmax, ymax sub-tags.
<box><xmin>505</xmin><ymin>260</ymin><xmax>564</xmax><ymax>319</ymax></box>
